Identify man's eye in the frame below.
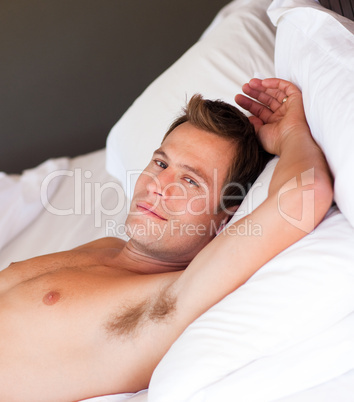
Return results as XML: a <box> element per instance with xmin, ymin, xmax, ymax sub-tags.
<box><xmin>185</xmin><ymin>177</ymin><xmax>199</xmax><ymax>187</ymax></box>
<box><xmin>155</xmin><ymin>160</ymin><xmax>167</xmax><ymax>169</ymax></box>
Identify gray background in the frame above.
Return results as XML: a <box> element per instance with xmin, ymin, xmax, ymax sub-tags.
<box><xmin>1</xmin><ymin>0</ymin><xmax>230</xmax><ymax>173</ymax></box>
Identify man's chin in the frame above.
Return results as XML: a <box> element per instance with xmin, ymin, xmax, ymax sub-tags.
<box><xmin>124</xmin><ymin>218</ymin><xmax>169</xmax><ymax>242</ymax></box>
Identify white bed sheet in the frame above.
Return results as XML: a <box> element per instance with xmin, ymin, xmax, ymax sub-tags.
<box><xmin>0</xmin><ymin>157</ymin><xmax>68</xmax><ymax>252</ymax></box>
<box><xmin>0</xmin><ymin>149</ymin><xmax>129</xmax><ymax>269</ymax></box>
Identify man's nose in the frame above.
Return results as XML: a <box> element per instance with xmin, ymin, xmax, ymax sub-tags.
<box><xmin>146</xmin><ymin>168</ymin><xmax>177</xmax><ymax>197</ymax></box>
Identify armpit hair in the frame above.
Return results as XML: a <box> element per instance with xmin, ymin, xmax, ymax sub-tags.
<box><xmin>105</xmin><ymin>285</ymin><xmax>177</xmax><ymax>338</ymax></box>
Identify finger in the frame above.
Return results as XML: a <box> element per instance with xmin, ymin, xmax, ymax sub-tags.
<box><xmin>248</xmin><ymin>80</ymin><xmax>288</xmax><ymax>107</ymax></box>
<box><xmin>261</xmin><ymin>78</ymin><xmax>301</xmax><ymax>97</ymax></box>
<box><xmin>241</xmin><ymin>82</ymin><xmax>262</xmax><ymax>99</ymax></box>
<box><xmin>235</xmin><ymin>94</ymin><xmax>273</xmax><ymax>123</ymax></box>
<box><xmin>253</xmin><ymin>89</ymin><xmax>284</xmax><ymax>110</ymax></box>
<box><xmin>235</xmin><ymin>93</ymin><xmax>253</xmax><ymax>110</ymax></box>
<box><xmin>240</xmin><ymin>84</ymin><xmax>269</xmax><ymax>106</ymax></box>
<box><xmin>235</xmin><ymin>93</ymin><xmax>258</xmax><ymax>112</ymax></box>
<box><xmin>234</xmin><ymin>94</ymin><xmax>264</xmax><ymax>133</ymax></box>
<box><xmin>242</xmin><ymin>81</ymin><xmax>286</xmax><ymax>110</ymax></box>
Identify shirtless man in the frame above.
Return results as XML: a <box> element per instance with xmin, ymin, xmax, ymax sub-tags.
<box><xmin>0</xmin><ymin>78</ymin><xmax>333</xmax><ymax>402</ymax></box>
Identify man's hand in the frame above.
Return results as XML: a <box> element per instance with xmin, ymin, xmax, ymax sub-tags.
<box><xmin>235</xmin><ymin>78</ymin><xmax>309</xmax><ymax>156</ymax></box>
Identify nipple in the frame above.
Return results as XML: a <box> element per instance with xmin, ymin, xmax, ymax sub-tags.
<box><xmin>43</xmin><ymin>291</ymin><xmax>61</xmax><ymax>306</ymax></box>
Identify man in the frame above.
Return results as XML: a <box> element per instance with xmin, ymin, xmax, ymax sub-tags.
<box><xmin>0</xmin><ymin>78</ymin><xmax>333</xmax><ymax>401</ymax></box>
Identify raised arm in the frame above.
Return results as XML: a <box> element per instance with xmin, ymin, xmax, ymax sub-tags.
<box><xmin>235</xmin><ymin>78</ymin><xmax>332</xmax><ymax>207</ymax></box>
<box><xmin>173</xmin><ymin>78</ymin><xmax>333</xmax><ymax>325</ymax></box>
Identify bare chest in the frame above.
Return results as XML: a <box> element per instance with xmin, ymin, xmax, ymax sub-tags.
<box><xmin>0</xmin><ymin>256</ymin><xmax>180</xmax><ymax>399</ymax></box>
<box><xmin>1</xmin><ymin>255</ymin><xmax>176</xmax><ymax>335</ymax></box>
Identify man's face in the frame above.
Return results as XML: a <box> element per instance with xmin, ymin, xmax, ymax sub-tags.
<box><xmin>125</xmin><ymin>122</ymin><xmax>236</xmax><ymax>263</ymax></box>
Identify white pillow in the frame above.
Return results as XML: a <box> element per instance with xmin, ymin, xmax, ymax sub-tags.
<box><xmin>267</xmin><ymin>0</ymin><xmax>354</xmax><ymax>227</ymax></box>
<box><xmin>106</xmin><ymin>0</ymin><xmax>276</xmax><ymax>198</ymax></box>
<box><xmin>187</xmin><ymin>310</ymin><xmax>354</xmax><ymax>402</ymax></box>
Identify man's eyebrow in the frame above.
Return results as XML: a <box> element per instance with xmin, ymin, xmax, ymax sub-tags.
<box><xmin>153</xmin><ymin>149</ymin><xmax>210</xmax><ymax>185</ymax></box>
<box><xmin>153</xmin><ymin>149</ymin><xmax>168</xmax><ymax>159</ymax></box>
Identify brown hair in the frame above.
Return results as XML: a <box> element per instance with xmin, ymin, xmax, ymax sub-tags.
<box><xmin>163</xmin><ymin>94</ymin><xmax>272</xmax><ymax>209</ymax></box>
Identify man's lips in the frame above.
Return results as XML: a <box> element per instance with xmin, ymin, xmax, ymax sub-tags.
<box><xmin>136</xmin><ymin>202</ymin><xmax>168</xmax><ymax>221</ymax></box>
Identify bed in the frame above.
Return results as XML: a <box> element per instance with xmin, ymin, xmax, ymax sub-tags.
<box><xmin>1</xmin><ymin>0</ymin><xmax>354</xmax><ymax>401</ymax></box>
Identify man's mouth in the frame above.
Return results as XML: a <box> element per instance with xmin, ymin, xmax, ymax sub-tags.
<box><xmin>136</xmin><ymin>202</ymin><xmax>168</xmax><ymax>221</ymax></box>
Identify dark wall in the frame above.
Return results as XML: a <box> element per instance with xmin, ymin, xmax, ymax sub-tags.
<box><xmin>0</xmin><ymin>0</ymin><xmax>230</xmax><ymax>173</ymax></box>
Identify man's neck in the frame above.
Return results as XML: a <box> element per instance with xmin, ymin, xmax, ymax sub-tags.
<box><xmin>117</xmin><ymin>241</ymin><xmax>189</xmax><ymax>275</ymax></box>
